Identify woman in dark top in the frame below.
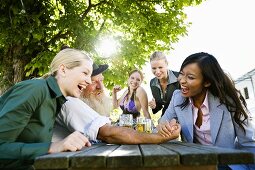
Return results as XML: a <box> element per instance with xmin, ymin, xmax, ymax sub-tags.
<box><xmin>0</xmin><ymin>48</ymin><xmax>92</xmax><ymax>169</ymax></box>
<box><xmin>149</xmin><ymin>51</ymin><xmax>179</xmax><ymax>117</ymax></box>
<box><xmin>112</xmin><ymin>69</ymin><xmax>151</xmax><ymax>119</ymax></box>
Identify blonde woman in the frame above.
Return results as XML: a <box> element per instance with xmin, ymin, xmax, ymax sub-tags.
<box><xmin>113</xmin><ymin>69</ymin><xmax>151</xmax><ymax>119</ymax></box>
<box><xmin>149</xmin><ymin>51</ymin><xmax>179</xmax><ymax>117</ymax></box>
<box><xmin>0</xmin><ymin>48</ymin><xmax>93</xmax><ymax>169</ymax></box>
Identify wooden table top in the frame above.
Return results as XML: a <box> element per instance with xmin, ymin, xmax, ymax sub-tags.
<box><xmin>34</xmin><ymin>141</ymin><xmax>255</xmax><ymax>170</ymax></box>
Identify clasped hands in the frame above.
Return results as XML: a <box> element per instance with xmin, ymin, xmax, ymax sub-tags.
<box><xmin>157</xmin><ymin>119</ymin><xmax>181</xmax><ymax>139</ymax></box>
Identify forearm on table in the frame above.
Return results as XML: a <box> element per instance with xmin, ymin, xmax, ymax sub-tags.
<box><xmin>97</xmin><ymin>125</ymin><xmax>177</xmax><ymax>144</ymax></box>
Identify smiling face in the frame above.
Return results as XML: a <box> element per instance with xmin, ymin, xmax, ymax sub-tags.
<box><xmin>178</xmin><ymin>63</ymin><xmax>211</xmax><ymax>102</ymax></box>
<box><xmin>58</xmin><ymin>59</ymin><xmax>93</xmax><ymax>98</ymax></box>
<box><xmin>150</xmin><ymin>59</ymin><xmax>168</xmax><ymax>80</ymax></box>
<box><xmin>128</xmin><ymin>71</ymin><xmax>142</xmax><ymax>90</ymax></box>
<box><xmin>82</xmin><ymin>73</ymin><xmax>105</xmax><ymax>99</ymax></box>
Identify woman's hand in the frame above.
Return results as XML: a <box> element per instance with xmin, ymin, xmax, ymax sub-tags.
<box><xmin>48</xmin><ymin>131</ymin><xmax>91</xmax><ymax>153</ymax></box>
<box><xmin>112</xmin><ymin>85</ymin><xmax>122</xmax><ymax>93</ymax></box>
<box><xmin>156</xmin><ymin>119</ymin><xmax>180</xmax><ymax>138</ymax></box>
<box><xmin>148</xmin><ymin>98</ymin><xmax>156</xmax><ymax>109</ymax></box>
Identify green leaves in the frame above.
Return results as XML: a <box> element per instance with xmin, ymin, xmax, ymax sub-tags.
<box><xmin>0</xmin><ymin>0</ymin><xmax>203</xmax><ymax>92</ymax></box>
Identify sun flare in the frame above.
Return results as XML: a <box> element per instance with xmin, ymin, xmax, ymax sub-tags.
<box><xmin>96</xmin><ymin>37</ymin><xmax>120</xmax><ymax>58</ymax></box>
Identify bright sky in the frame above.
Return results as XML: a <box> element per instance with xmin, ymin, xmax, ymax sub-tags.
<box><xmin>142</xmin><ymin>0</ymin><xmax>255</xmax><ymax>99</ymax></box>
<box><xmin>166</xmin><ymin>0</ymin><xmax>255</xmax><ymax>80</ymax></box>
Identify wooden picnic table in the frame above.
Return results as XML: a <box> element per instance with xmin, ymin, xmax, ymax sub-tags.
<box><xmin>34</xmin><ymin>141</ymin><xmax>255</xmax><ymax>170</ymax></box>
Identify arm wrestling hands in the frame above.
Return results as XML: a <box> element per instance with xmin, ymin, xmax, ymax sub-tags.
<box><xmin>97</xmin><ymin>120</ymin><xmax>180</xmax><ymax>144</ymax></box>
<box><xmin>156</xmin><ymin>119</ymin><xmax>180</xmax><ymax>138</ymax></box>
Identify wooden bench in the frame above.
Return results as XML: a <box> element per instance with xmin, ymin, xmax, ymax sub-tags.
<box><xmin>34</xmin><ymin>141</ymin><xmax>255</xmax><ymax>170</ymax></box>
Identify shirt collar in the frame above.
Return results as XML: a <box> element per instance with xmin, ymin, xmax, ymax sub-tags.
<box><xmin>46</xmin><ymin>76</ymin><xmax>66</xmax><ymax>101</ymax></box>
<box><xmin>151</xmin><ymin>70</ymin><xmax>178</xmax><ymax>88</ymax></box>
<box><xmin>189</xmin><ymin>90</ymin><xmax>209</xmax><ymax>109</ymax></box>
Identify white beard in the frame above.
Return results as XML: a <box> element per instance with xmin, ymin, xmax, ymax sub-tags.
<box><xmin>80</xmin><ymin>92</ymin><xmax>112</xmax><ymax>117</ymax></box>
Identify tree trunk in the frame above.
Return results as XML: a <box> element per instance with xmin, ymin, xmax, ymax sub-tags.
<box><xmin>0</xmin><ymin>45</ymin><xmax>27</xmax><ymax>95</ymax></box>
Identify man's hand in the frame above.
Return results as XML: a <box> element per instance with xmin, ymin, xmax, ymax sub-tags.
<box><xmin>157</xmin><ymin>119</ymin><xmax>180</xmax><ymax>139</ymax></box>
<box><xmin>48</xmin><ymin>131</ymin><xmax>91</xmax><ymax>153</ymax></box>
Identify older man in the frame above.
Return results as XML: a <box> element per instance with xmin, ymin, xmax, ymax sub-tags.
<box><xmin>80</xmin><ymin>63</ymin><xmax>111</xmax><ymax>116</ymax></box>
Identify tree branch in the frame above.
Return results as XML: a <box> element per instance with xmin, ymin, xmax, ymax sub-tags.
<box><xmin>45</xmin><ymin>31</ymin><xmax>71</xmax><ymax>48</ymax></box>
<box><xmin>81</xmin><ymin>0</ymin><xmax>108</xmax><ymax>20</ymax></box>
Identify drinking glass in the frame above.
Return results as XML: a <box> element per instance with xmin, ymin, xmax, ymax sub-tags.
<box><xmin>119</xmin><ymin>114</ymin><xmax>133</xmax><ymax>128</ymax></box>
<box><xmin>145</xmin><ymin>118</ymin><xmax>152</xmax><ymax>133</ymax></box>
<box><xmin>136</xmin><ymin>117</ymin><xmax>145</xmax><ymax>132</ymax></box>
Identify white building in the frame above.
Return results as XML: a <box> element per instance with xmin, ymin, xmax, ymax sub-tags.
<box><xmin>234</xmin><ymin>69</ymin><xmax>255</xmax><ymax>114</ymax></box>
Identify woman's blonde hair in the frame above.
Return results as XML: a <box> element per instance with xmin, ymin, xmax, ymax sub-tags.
<box><xmin>42</xmin><ymin>48</ymin><xmax>93</xmax><ymax>78</ymax></box>
<box><xmin>150</xmin><ymin>51</ymin><xmax>168</xmax><ymax>64</ymax></box>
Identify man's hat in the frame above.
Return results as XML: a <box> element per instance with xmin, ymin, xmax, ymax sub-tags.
<box><xmin>92</xmin><ymin>63</ymin><xmax>109</xmax><ymax>76</ymax></box>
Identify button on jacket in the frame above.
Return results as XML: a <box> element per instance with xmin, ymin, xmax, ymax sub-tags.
<box><xmin>0</xmin><ymin>76</ymin><xmax>66</xmax><ymax>168</ymax></box>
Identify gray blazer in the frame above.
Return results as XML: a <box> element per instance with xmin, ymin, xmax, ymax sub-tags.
<box><xmin>160</xmin><ymin>90</ymin><xmax>255</xmax><ymax>151</ymax></box>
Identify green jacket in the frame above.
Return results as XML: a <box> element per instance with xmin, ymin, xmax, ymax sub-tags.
<box><xmin>150</xmin><ymin>70</ymin><xmax>179</xmax><ymax>117</ymax></box>
<box><xmin>0</xmin><ymin>76</ymin><xmax>66</xmax><ymax>168</ymax></box>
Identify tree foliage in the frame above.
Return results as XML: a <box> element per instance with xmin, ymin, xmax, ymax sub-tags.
<box><xmin>0</xmin><ymin>0</ymin><xmax>204</xmax><ymax>94</ymax></box>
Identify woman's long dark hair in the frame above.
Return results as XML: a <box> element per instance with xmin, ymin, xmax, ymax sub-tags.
<box><xmin>179</xmin><ymin>52</ymin><xmax>248</xmax><ymax>132</ymax></box>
